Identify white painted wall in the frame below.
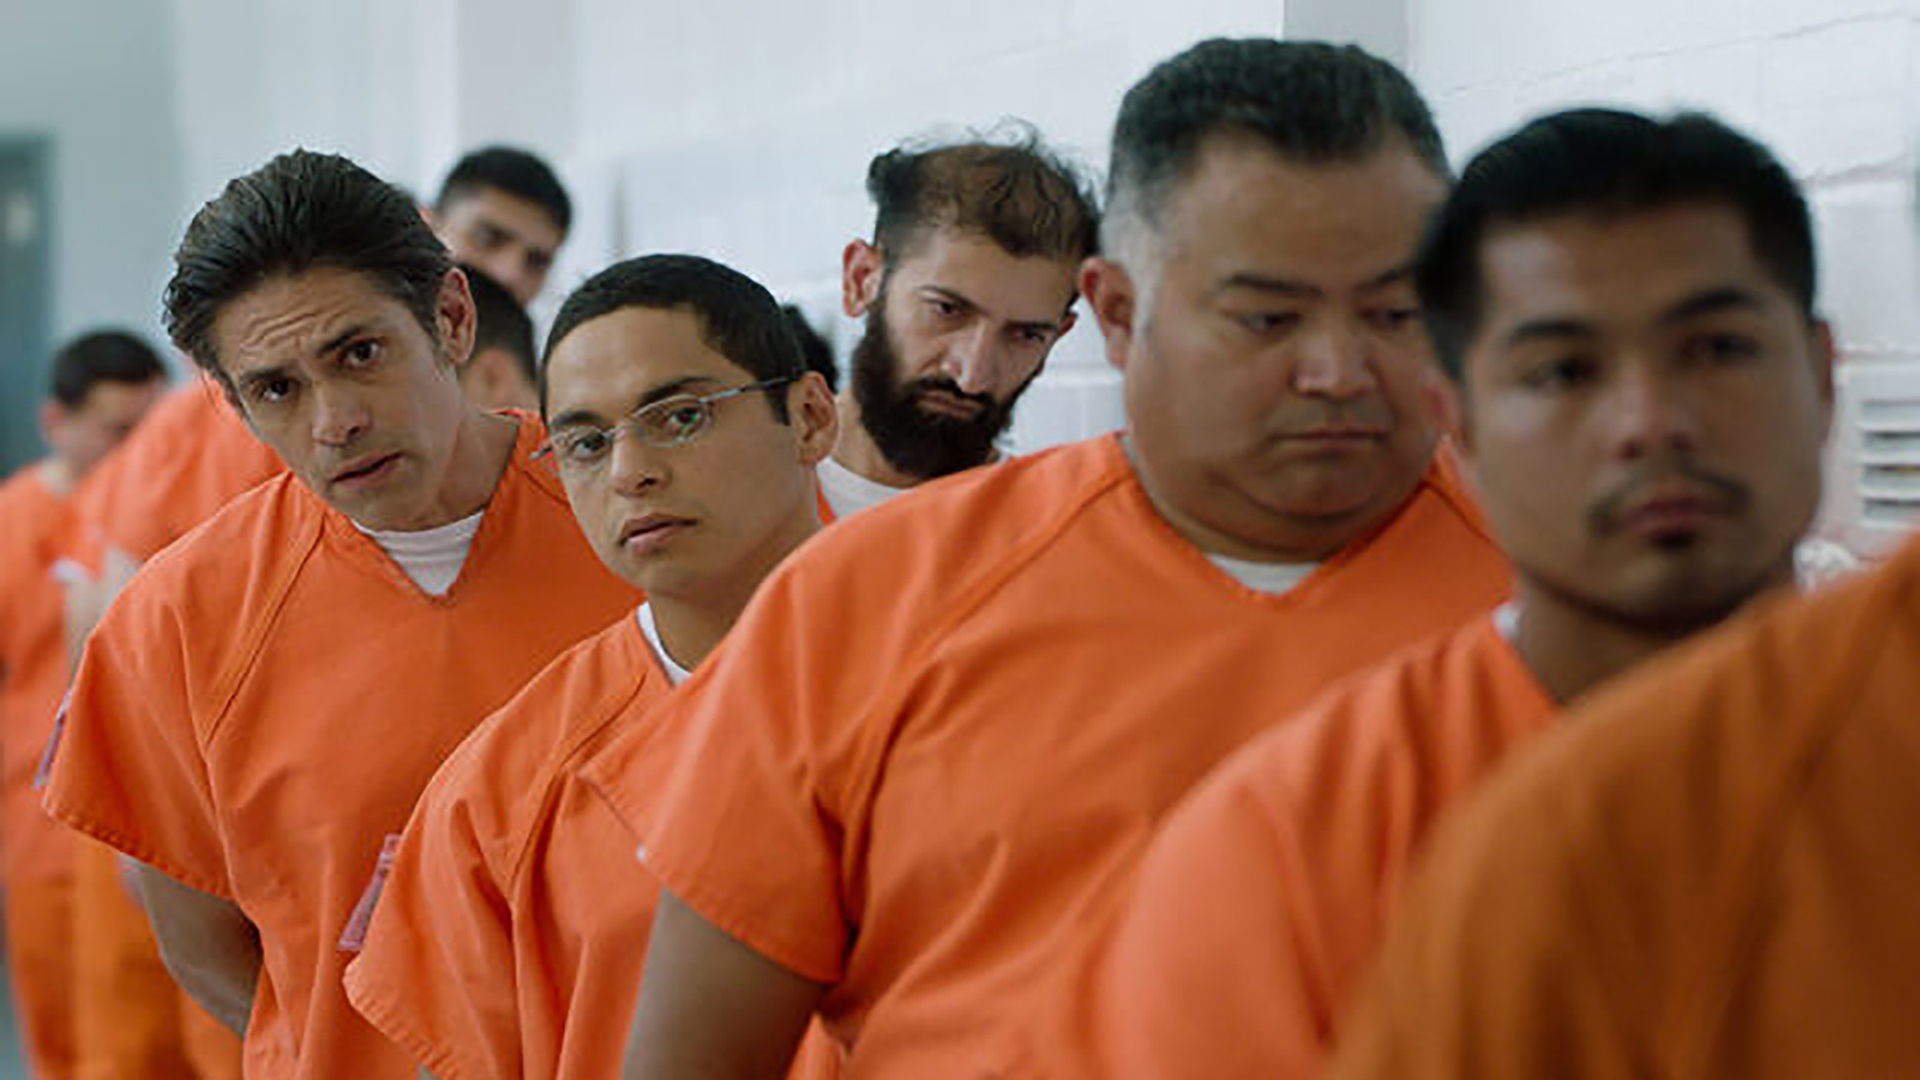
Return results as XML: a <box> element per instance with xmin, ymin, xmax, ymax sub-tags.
<box><xmin>0</xmin><ymin>0</ymin><xmax>179</xmax><ymax>348</ymax></box>
<box><xmin>1409</xmin><ymin>0</ymin><xmax>1920</xmax><ymax>552</ymax></box>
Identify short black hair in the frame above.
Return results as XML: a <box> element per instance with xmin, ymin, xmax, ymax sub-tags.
<box><xmin>461</xmin><ymin>264</ymin><xmax>537</xmax><ymax>386</ymax></box>
<box><xmin>164</xmin><ymin>149</ymin><xmax>454</xmax><ymax>399</ymax></box>
<box><xmin>542</xmin><ymin>254</ymin><xmax>805</xmax><ymax>421</ymax></box>
<box><xmin>782</xmin><ymin>304</ymin><xmax>838</xmax><ymax>391</ymax></box>
<box><xmin>49</xmin><ymin>329</ymin><xmax>167</xmax><ymax>407</ymax></box>
<box><xmin>1107</xmin><ymin>39</ymin><xmax>1445</xmax><ymax>248</ymax></box>
<box><xmin>435</xmin><ymin>146</ymin><xmax>572</xmax><ymax>235</ymax></box>
<box><xmin>1416</xmin><ymin>108</ymin><xmax>1818</xmax><ymax>380</ymax></box>
<box><xmin>866</xmin><ymin>126</ymin><xmax>1099</xmax><ymax>267</ymax></box>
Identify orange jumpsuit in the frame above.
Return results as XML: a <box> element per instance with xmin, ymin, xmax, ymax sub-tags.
<box><xmin>1330</xmin><ymin>534</ymin><xmax>1920</xmax><ymax>1080</ymax></box>
<box><xmin>0</xmin><ymin>465</ymin><xmax>81</xmax><ymax>1079</ymax></box>
<box><xmin>1029</xmin><ymin>614</ymin><xmax>1555</xmax><ymax>1077</ymax></box>
<box><xmin>581</xmin><ymin>434</ymin><xmax>1510</xmax><ymax>1076</ymax></box>
<box><xmin>43</xmin><ymin>418</ymin><xmax>641</xmax><ymax>1080</ymax></box>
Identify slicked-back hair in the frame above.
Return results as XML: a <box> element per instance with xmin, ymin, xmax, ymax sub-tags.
<box><xmin>435</xmin><ymin>145</ymin><xmax>572</xmax><ymax>234</ymax></box>
<box><xmin>49</xmin><ymin>329</ymin><xmax>168</xmax><ymax>406</ymax></box>
<box><xmin>866</xmin><ymin>127</ymin><xmax>1100</xmax><ymax>267</ymax></box>
<box><xmin>462</xmin><ymin>264</ymin><xmax>538</xmax><ymax>386</ymax></box>
<box><xmin>542</xmin><ymin>254</ymin><xmax>806</xmax><ymax>422</ymax></box>
<box><xmin>1416</xmin><ymin>108</ymin><xmax>1818</xmax><ymax>381</ymax></box>
<box><xmin>1106</xmin><ymin>39</ymin><xmax>1446</xmax><ymax>256</ymax></box>
<box><xmin>164</xmin><ymin>149</ymin><xmax>454</xmax><ymax>398</ymax></box>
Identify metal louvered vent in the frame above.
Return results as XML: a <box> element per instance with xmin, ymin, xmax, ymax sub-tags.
<box><xmin>1843</xmin><ymin>365</ymin><xmax>1920</xmax><ymax>554</ymax></box>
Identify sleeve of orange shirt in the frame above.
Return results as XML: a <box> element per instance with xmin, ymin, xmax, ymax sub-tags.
<box><xmin>43</xmin><ymin>558</ymin><xmax>232</xmax><ymax>900</ymax></box>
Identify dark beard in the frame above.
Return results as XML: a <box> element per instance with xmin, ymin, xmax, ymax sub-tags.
<box><xmin>849</xmin><ymin>294</ymin><xmax>1030</xmax><ymax>481</ymax></box>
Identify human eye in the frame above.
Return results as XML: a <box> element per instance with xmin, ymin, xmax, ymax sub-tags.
<box><xmin>1681</xmin><ymin>332</ymin><xmax>1761</xmax><ymax>367</ymax></box>
<box><xmin>927</xmin><ymin>296</ymin><xmax>964</xmax><ymax>319</ymax></box>
<box><xmin>1234</xmin><ymin>311</ymin><xmax>1302</xmax><ymax>335</ymax></box>
<box><xmin>637</xmin><ymin>397</ymin><xmax>714</xmax><ymax>443</ymax></box>
<box><xmin>248</xmin><ymin>375</ymin><xmax>299</xmax><ymax>405</ymax></box>
<box><xmin>558</xmin><ymin>428</ymin><xmax>612</xmax><ymax>464</ymax></box>
<box><xmin>343</xmin><ymin>339</ymin><xmax>383</xmax><ymax>370</ymax></box>
<box><xmin>1364</xmin><ymin>306</ymin><xmax>1423</xmax><ymax>334</ymax></box>
<box><xmin>1520</xmin><ymin>354</ymin><xmax>1599</xmax><ymax>391</ymax></box>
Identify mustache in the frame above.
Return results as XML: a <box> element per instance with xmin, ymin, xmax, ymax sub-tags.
<box><xmin>1588</xmin><ymin>460</ymin><xmax>1750</xmax><ymax>534</ymax></box>
<box><xmin>1270</xmin><ymin>402</ymin><xmax>1394</xmax><ymax>434</ymax></box>
<box><xmin>903</xmin><ymin>377</ymin><xmax>999</xmax><ymax>413</ymax></box>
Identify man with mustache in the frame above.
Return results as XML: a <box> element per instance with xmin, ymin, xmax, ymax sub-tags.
<box><xmin>1032</xmin><ymin>108</ymin><xmax>1833</xmax><ymax>1078</ymax></box>
<box><xmin>40</xmin><ymin>149</ymin><xmax>640</xmax><ymax>1080</ymax></box>
<box><xmin>592</xmin><ymin>40</ymin><xmax>1511</xmax><ymax>1079</ymax></box>
<box><xmin>816</xmin><ymin>132</ymin><xmax>1096</xmax><ymax>516</ymax></box>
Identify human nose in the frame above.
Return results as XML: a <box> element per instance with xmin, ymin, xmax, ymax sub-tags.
<box><xmin>1606</xmin><ymin>359</ymin><xmax>1700</xmax><ymax>461</ymax></box>
<box><xmin>606</xmin><ymin>423</ymin><xmax>667</xmax><ymax>495</ymax></box>
<box><xmin>310</xmin><ymin>381</ymin><xmax>371</xmax><ymax>446</ymax></box>
<box><xmin>1291</xmin><ymin>317</ymin><xmax>1378</xmax><ymax>400</ymax></box>
<box><xmin>944</xmin><ymin>323</ymin><xmax>1019</xmax><ymax>396</ymax></box>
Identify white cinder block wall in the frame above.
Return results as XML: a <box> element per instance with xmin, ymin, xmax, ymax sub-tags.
<box><xmin>1411</xmin><ymin>0</ymin><xmax>1920</xmax><ymax>554</ymax></box>
<box><xmin>157</xmin><ymin>0</ymin><xmax>1920</xmax><ymax>547</ymax></box>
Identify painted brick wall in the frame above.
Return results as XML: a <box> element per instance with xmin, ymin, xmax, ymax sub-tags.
<box><xmin>1411</xmin><ymin>0</ymin><xmax>1920</xmax><ymax>552</ymax></box>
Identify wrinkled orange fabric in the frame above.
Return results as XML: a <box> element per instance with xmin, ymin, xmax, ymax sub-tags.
<box><xmin>582</xmin><ymin>435</ymin><xmax>1510</xmax><ymax>1076</ymax></box>
<box><xmin>43</xmin><ymin>417</ymin><xmax>642</xmax><ymax>1080</ymax></box>
<box><xmin>0</xmin><ymin>465</ymin><xmax>80</xmax><ymax>1079</ymax></box>
<box><xmin>346</xmin><ymin>491</ymin><xmax>843</xmax><ymax>1080</ymax></box>
<box><xmin>69</xmin><ymin>838</ymin><xmax>238</xmax><ymax>1080</ymax></box>
<box><xmin>1030</xmin><ymin>615</ymin><xmax>1555</xmax><ymax>1078</ymax></box>
<box><xmin>1330</xmin><ymin>534</ymin><xmax>1920</xmax><ymax>1080</ymax></box>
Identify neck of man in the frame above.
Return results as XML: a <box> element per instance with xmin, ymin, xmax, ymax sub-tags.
<box><xmin>648</xmin><ymin>498</ymin><xmax>824</xmax><ymax>672</ymax></box>
<box><xmin>36</xmin><ymin>455</ymin><xmax>80</xmax><ymax>497</ymax></box>
<box><xmin>396</xmin><ymin>409</ymin><xmax>520</xmax><ymax>531</ymax></box>
<box><xmin>1509</xmin><ymin>562</ymin><xmax>1797</xmax><ymax>706</ymax></box>
<box><xmin>1122</xmin><ymin>434</ymin><xmax>1428</xmax><ymax>564</ymax></box>
<box><xmin>831</xmin><ymin>391</ymin><xmax>918</xmax><ymax>490</ymax></box>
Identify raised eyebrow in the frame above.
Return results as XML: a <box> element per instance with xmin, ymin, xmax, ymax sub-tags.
<box><xmin>1658</xmin><ymin>286</ymin><xmax>1766</xmax><ymax>326</ymax></box>
<box><xmin>317</xmin><ymin>324</ymin><xmax>375</xmax><ymax>361</ymax></box>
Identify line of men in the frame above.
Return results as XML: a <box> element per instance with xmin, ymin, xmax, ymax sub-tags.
<box><xmin>0</xmin><ymin>33</ymin><xmax>1910</xmax><ymax>1080</ymax></box>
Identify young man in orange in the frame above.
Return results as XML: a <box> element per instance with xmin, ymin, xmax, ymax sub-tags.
<box><xmin>427</xmin><ymin>146</ymin><xmax>570</xmax><ymax>309</ymax></box>
<box><xmin>1328</xmin><ymin>550</ymin><xmax>1920</xmax><ymax>1079</ymax></box>
<box><xmin>0</xmin><ymin>330</ymin><xmax>167</xmax><ymax>1080</ymax></box>
<box><xmin>1029</xmin><ymin>107</ymin><xmax>1837</xmax><ymax>1078</ymax></box>
<box><xmin>595</xmin><ymin>40</ymin><xmax>1512</xmax><ymax>1080</ymax></box>
<box><xmin>342</xmin><ymin>255</ymin><xmax>839</xmax><ymax>1079</ymax></box>
<box><xmin>40</xmin><ymin>149</ymin><xmax>640</xmax><ymax>1080</ymax></box>
<box><xmin>817</xmin><ymin>134</ymin><xmax>1094</xmax><ymax>516</ymax></box>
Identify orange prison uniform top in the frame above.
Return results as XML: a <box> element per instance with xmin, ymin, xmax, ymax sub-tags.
<box><xmin>1328</xmin><ymin>533</ymin><xmax>1920</xmax><ymax>1080</ymax></box>
<box><xmin>344</xmin><ymin>494</ymin><xmax>843</xmax><ymax>1080</ymax></box>
<box><xmin>581</xmin><ymin>434</ymin><xmax>1511</xmax><ymax>1076</ymax></box>
<box><xmin>0</xmin><ymin>465</ymin><xmax>81</xmax><ymax>1079</ymax></box>
<box><xmin>63</xmin><ymin>376</ymin><xmax>277</xmax><ymax>1080</ymax></box>
<box><xmin>1032</xmin><ymin>614</ymin><xmax>1555</xmax><ymax>1078</ymax></box>
<box><xmin>71</xmin><ymin>377</ymin><xmax>282</xmax><ymax>564</ymax></box>
<box><xmin>42</xmin><ymin>417</ymin><xmax>643</xmax><ymax>1080</ymax></box>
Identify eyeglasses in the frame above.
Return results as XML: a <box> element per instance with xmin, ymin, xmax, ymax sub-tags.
<box><xmin>535</xmin><ymin>377</ymin><xmax>797</xmax><ymax>470</ymax></box>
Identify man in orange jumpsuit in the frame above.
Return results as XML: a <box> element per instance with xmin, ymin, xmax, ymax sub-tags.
<box><xmin>0</xmin><ymin>331</ymin><xmax>167</xmax><ymax>1079</ymax></box>
<box><xmin>40</xmin><ymin>149</ymin><xmax>640</xmax><ymax>1080</ymax></box>
<box><xmin>343</xmin><ymin>255</ymin><xmax>842</xmax><ymax>1079</ymax></box>
<box><xmin>1330</xmin><ymin>524</ymin><xmax>1920</xmax><ymax>1079</ymax></box>
<box><xmin>1028</xmin><ymin>107</ymin><xmax>1838</xmax><ymax>1077</ymax></box>
<box><xmin>427</xmin><ymin>146</ymin><xmax>570</xmax><ymax>309</ymax></box>
<box><xmin>596</xmin><ymin>40</ymin><xmax>1511</xmax><ymax>1080</ymax></box>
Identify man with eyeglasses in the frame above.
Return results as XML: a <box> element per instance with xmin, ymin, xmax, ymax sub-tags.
<box><xmin>343</xmin><ymin>255</ymin><xmax>843</xmax><ymax>1080</ymax></box>
<box><xmin>39</xmin><ymin>150</ymin><xmax>641</xmax><ymax>1080</ymax></box>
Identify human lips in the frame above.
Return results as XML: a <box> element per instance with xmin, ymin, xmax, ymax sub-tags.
<box><xmin>619</xmin><ymin>513</ymin><xmax>695</xmax><ymax>556</ymax></box>
<box><xmin>330</xmin><ymin>452</ymin><xmax>402</xmax><ymax>489</ymax></box>
<box><xmin>1612</xmin><ymin>487</ymin><xmax>1737</xmax><ymax>541</ymax></box>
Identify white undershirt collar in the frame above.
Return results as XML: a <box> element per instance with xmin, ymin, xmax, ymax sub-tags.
<box><xmin>1205</xmin><ymin>553</ymin><xmax>1319</xmax><ymax>596</ymax></box>
<box><xmin>353</xmin><ymin>510</ymin><xmax>485</xmax><ymax>597</ymax></box>
<box><xmin>817</xmin><ymin>455</ymin><xmax>910</xmax><ymax>520</ymax></box>
<box><xmin>634</xmin><ymin>603</ymin><xmax>693</xmax><ymax>685</ymax></box>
